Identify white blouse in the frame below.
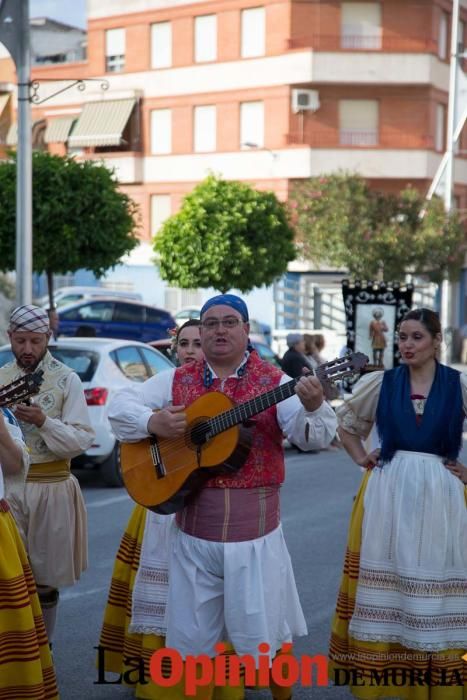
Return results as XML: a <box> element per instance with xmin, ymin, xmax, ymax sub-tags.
<box><xmin>0</xmin><ymin>409</ymin><xmax>29</xmax><ymax>501</ymax></box>
<box><xmin>337</xmin><ymin>370</ymin><xmax>467</xmax><ymax>439</ymax></box>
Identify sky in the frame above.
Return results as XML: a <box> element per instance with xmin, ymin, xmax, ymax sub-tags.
<box><xmin>30</xmin><ymin>0</ymin><xmax>87</xmax><ymax>29</ymax></box>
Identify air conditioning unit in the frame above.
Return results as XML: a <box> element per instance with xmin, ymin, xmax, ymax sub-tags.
<box><xmin>292</xmin><ymin>89</ymin><xmax>320</xmax><ymax>114</ymax></box>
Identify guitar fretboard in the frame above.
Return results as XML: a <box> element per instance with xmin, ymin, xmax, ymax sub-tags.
<box><xmin>203</xmin><ymin>356</ymin><xmax>363</xmax><ymax>439</ymax></box>
<box><xmin>208</xmin><ymin>377</ymin><xmax>298</xmax><ymax>437</ymax></box>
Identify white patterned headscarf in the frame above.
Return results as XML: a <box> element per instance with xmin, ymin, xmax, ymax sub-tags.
<box><xmin>9</xmin><ymin>305</ymin><xmax>50</xmax><ymax>334</ymax></box>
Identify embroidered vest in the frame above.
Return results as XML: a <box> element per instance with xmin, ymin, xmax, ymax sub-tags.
<box><xmin>172</xmin><ymin>352</ymin><xmax>285</xmax><ymax>488</ymax></box>
<box><xmin>0</xmin><ymin>351</ymin><xmax>72</xmax><ymax>464</ymax></box>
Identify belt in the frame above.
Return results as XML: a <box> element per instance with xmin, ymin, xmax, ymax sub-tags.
<box><xmin>26</xmin><ymin>459</ymin><xmax>71</xmax><ymax>483</ymax></box>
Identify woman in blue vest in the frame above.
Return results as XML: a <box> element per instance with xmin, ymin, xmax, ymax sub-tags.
<box><xmin>329</xmin><ymin>308</ymin><xmax>466</xmax><ymax>700</ymax></box>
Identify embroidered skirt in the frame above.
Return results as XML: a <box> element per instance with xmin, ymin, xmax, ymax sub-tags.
<box><xmin>99</xmin><ymin>504</ymin><xmax>246</xmax><ymax>700</ymax></box>
<box><xmin>329</xmin><ymin>456</ymin><xmax>467</xmax><ymax>700</ymax></box>
<box><xmin>0</xmin><ymin>508</ymin><xmax>59</xmax><ymax>700</ymax></box>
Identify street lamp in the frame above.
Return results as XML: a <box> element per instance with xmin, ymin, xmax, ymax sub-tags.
<box><xmin>241</xmin><ymin>141</ymin><xmax>277</xmax><ymax>159</ymax></box>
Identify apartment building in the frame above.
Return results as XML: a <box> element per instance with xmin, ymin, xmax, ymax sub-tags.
<box><xmin>0</xmin><ymin>0</ymin><xmax>466</xmax><ymax>327</ymax></box>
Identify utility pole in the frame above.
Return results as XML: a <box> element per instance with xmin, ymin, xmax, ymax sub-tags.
<box><xmin>440</xmin><ymin>0</ymin><xmax>459</xmax><ymax>362</ymax></box>
<box><xmin>427</xmin><ymin>0</ymin><xmax>464</xmax><ymax>363</ymax></box>
<box><xmin>0</xmin><ymin>0</ymin><xmax>32</xmax><ymax>305</ymax></box>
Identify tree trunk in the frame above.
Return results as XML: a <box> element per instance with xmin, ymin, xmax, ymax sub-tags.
<box><xmin>46</xmin><ymin>269</ymin><xmax>54</xmax><ymax>310</ymax></box>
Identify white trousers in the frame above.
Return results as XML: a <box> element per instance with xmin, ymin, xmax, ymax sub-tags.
<box><xmin>165</xmin><ymin>524</ymin><xmax>307</xmax><ymax>662</ymax></box>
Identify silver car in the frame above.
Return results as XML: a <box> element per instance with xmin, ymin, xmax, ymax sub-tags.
<box><xmin>0</xmin><ymin>338</ymin><xmax>174</xmax><ymax>486</ymax></box>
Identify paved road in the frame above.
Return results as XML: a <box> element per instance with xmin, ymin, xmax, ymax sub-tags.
<box><xmin>56</xmin><ymin>438</ymin><xmax>459</xmax><ymax>700</ymax></box>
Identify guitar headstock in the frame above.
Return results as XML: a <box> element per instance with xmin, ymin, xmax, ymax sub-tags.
<box><xmin>316</xmin><ymin>352</ymin><xmax>369</xmax><ymax>387</ymax></box>
<box><xmin>0</xmin><ymin>370</ymin><xmax>45</xmax><ymax>408</ymax></box>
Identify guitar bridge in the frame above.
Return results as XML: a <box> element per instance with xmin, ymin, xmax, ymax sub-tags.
<box><xmin>150</xmin><ymin>438</ymin><xmax>166</xmax><ymax>478</ymax></box>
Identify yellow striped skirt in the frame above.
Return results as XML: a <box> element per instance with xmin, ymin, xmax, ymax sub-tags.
<box><xmin>328</xmin><ymin>471</ymin><xmax>467</xmax><ymax>700</ymax></box>
<box><xmin>0</xmin><ymin>508</ymin><xmax>59</xmax><ymax>700</ymax></box>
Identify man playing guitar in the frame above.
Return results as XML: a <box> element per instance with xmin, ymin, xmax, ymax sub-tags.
<box><xmin>108</xmin><ymin>293</ymin><xmax>337</xmax><ymax>700</ymax></box>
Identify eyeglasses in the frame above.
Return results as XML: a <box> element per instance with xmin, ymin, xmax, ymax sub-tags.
<box><xmin>201</xmin><ymin>317</ymin><xmax>243</xmax><ymax>331</ymax></box>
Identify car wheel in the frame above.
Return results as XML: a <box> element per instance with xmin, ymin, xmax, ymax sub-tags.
<box><xmin>100</xmin><ymin>442</ymin><xmax>124</xmax><ymax>487</ymax></box>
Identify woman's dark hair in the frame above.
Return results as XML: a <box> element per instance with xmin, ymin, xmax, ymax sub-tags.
<box><xmin>175</xmin><ymin>318</ymin><xmax>201</xmax><ymax>343</ymax></box>
<box><xmin>400</xmin><ymin>308</ymin><xmax>441</xmax><ymax>338</ymax></box>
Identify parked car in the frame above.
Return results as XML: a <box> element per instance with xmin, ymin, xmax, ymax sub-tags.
<box><xmin>36</xmin><ymin>286</ymin><xmax>143</xmax><ymax>308</ymax></box>
<box><xmin>0</xmin><ymin>338</ymin><xmax>174</xmax><ymax>486</ymax></box>
<box><xmin>57</xmin><ymin>298</ymin><xmax>175</xmax><ymax>343</ymax></box>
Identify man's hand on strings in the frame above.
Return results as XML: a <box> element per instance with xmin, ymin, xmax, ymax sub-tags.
<box><xmin>148</xmin><ymin>405</ymin><xmax>187</xmax><ymax>438</ymax></box>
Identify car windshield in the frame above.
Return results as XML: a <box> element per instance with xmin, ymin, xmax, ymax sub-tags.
<box><xmin>0</xmin><ymin>347</ymin><xmax>99</xmax><ymax>382</ymax></box>
<box><xmin>49</xmin><ymin>348</ymin><xmax>99</xmax><ymax>382</ymax></box>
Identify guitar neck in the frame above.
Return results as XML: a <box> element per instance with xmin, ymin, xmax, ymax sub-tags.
<box><xmin>205</xmin><ymin>354</ymin><xmax>364</xmax><ymax>439</ymax></box>
<box><xmin>208</xmin><ymin>374</ymin><xmax>307</xmax><ymax>437</ymax></box>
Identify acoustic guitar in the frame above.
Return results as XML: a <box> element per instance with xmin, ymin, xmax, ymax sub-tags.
<box><xmin>120</xmin><ymin>353</ymin><xmax>368</xmax><ymax>514</ymax></box>
<box><xmin>0</xmin><ymin>370</ymin><xmax>44</xmax><ymax>408</ymax></box>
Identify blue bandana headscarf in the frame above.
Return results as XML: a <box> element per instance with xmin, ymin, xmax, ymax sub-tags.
<box><xmin>200</xmin><ymin>294</ymin><xmax>249</xmax><ymax>321</ymax></box>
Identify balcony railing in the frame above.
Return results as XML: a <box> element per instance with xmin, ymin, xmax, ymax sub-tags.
<box><xmin>340</xmin><ymin>129</ymin><xmax>378</xmax><ymax>146</ymax></box>
<box><xmin>287</xmin><ymin>34</ymin><xmax>438</xmax><ymax>53</ymax></box>
<box><xmin>285</xmin><ymin>130</ymin><xmax>436</xmax><ymax>150</ymax></box>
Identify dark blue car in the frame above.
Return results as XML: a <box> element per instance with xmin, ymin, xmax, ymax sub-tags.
<box><xmin>57</xmin><ymin>298</ymin><xmax>175</xmax><ymax>343</ymax></box>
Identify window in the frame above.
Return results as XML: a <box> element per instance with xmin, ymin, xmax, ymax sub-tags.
<box><xmin>151</xmin><ymin>22</ymin><xmax>172</xmax><ymax>68</ymax></box>
<box><xmin>459</xmin><ymin>19</ymin><xmax>465</xmax><ymax>53</ymax></box>
<box><xmin>146</xmin><ymin>308</ymin><xmax>171</xmax><ymax>324</ymax></box>
<box><xmin>438</xmin><ymin>11</ymin><xmax>448</xmax><ymax>60</ymax></box>
<box><xmin>112</xmin><ymin>346</ymin><xmax>148</xmax><ymax>382</ymax></box>
<box><xmin>339</xmin><ymin>99</ymin><xmax>378</xmax><ymax>146</ymax></box>
<box><xmin>241</xmin><ymin>7</ymin><xmax>265</xmax><ymax>58</ymax></box>
<box><xmin>151</xmin><ymin>194</ymin><xmax>171</xmax><ymax>234</ymax></box>
<box><xmin>194</xmin><ymin>15</ymin><xmax>217</xmax><ymax>62</ymax></box>
<box><xmin>341</xmin><ymin>2</ymin><xmax>382</xmax><ymax>50</ymax></box>
<box><xmin>105</xmin><ymin>28</ymin><xmax>125</xmax><ymax>72</ymax></box>
<box><xmin>61</xmin><ymin>301</ymin><xmax>114</xmax><ymax>322</ymax></box>
<box><xmin>49</xmin><ymin>349</ymin><xmax>99</xmax><ymax>382</ymax></box>
<box><xmin>150</xmin><ymin>109</ymin><xmax>172</xmax><ymax>154</ymax></box>
<box><xmin>194</xmin><ymin>105</ymin><xmax>216</xmax><ymax>152</ymax></box>
<box><xmin>435</xmin><ymin>104</ymin><xmax>445</xmax><ymax>152</ymax></box>
<box><xmin>140</xmin><ymin>347</ymin><xmax>173</xmax><ymax>376</ymax></box>
<box><xmin>240</xmin><ymin>101</ymin><xmax>264</xmax><ymax>148</ymax></box>
<box><xmin>113</xmin><ymin>302</ymin><xmax>144</xmax><ymax>323</ymax></box>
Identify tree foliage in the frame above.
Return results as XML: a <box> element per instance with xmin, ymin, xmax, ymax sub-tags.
<box><xmin>290</xmin><ymin>172</ymin><xmax>466</xmax><ymax>283</ymax></box>
<box><xmin>0</xmin><ymin>152</ymin><xmax>139</xmax><ymax>303</ymax></box>
<box><xmin>154</xmin><ymin>174</ymin><xmax>296</xmax><ymax>293</ymax></box>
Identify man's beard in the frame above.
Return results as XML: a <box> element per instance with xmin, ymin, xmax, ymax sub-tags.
<box><xmin>16</xmin><ymin>351</ymin><xmax>46</xmax><ymax>372</ymax></box>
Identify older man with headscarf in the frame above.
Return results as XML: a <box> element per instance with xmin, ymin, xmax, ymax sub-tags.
<box><xmin>0</xmin><ymin>304</ymin><xmax>94</xmax><ymax>647</ymax></box>
<box><xmin>108</xmin><ymin>293</ymin><xmax>337</xmax><ymax>700</ymax></box>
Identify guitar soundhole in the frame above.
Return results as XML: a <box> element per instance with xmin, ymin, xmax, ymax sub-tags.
<box><xmin>188</xmin><ymin>417</ymin><xmax>211</xmax><ymax>448</ymax></box>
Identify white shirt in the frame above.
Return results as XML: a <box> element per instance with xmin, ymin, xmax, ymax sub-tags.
<box><xmin>36</xmin><ymin>372</ymin><xmax>94</xmax><ymax>459</ymax></box>
<box><xmin>0</xmin><ymin>409</ymin><xmax>29</xmax><ymax>501</ymax></box>
<box><xmin>108</xmin><ymin>363</ymin><xmax>337</xmax><ymax>452</ymax></box>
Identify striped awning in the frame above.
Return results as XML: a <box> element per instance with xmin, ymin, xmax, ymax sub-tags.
<box><xmin>44</xmin><ymin>116</ymin><xmax>76</xmax><ymax>144</ymax></box>
<box><xmin>6</xmin><ymin>120</ymin><xmax>45</xmax><ymax>146</ymax></box>
<box><xmin>68</xmin><ymin>98</ymin><xmax>135</xmax><ymax>148</ymax></box>
<box><xmin>0</xmin><ymin>93</ymin><xmax>10</xmax><ymax>118</ymax></box>
<box><xmin>6</xmin><ymin>122</ymin><xmax>16</xmax><ymax>146</ymax></box>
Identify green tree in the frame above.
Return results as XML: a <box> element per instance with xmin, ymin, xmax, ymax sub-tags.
<box><xmin>154</xmin><ymin>174</ymin><xmax>296</xmax><ymax>293</ymax></box>
<box><xmin>290</xmin><ymin>172</ymin><xmax>466</xmax><ymax>283</ymax></box>
<box><xmin>0</xmin><ymin>152</ymin><xmax>140</xmax><ymax>306</ymax></box>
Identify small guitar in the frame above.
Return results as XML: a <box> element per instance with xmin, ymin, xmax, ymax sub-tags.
<box><xmin>0</xmin><ymin>370</ymin><xmax>44</xmax><ymax>408</ymax></box>
<box><xmin>120</xmin><ymin>353</ymin><xmax>368</xmax><ymax>514</ymax></box>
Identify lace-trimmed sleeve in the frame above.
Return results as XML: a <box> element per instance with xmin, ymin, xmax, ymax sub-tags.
<box><xmin>336</xmin><ymin>371</ymin><xmax>384</xmax><ymax>439</ymax></box>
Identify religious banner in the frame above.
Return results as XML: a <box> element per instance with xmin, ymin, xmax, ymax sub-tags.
<box><xmin>341</xmin><ymin>279</ymin><xmax>414</xmax><ymax>370</ymax></box>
